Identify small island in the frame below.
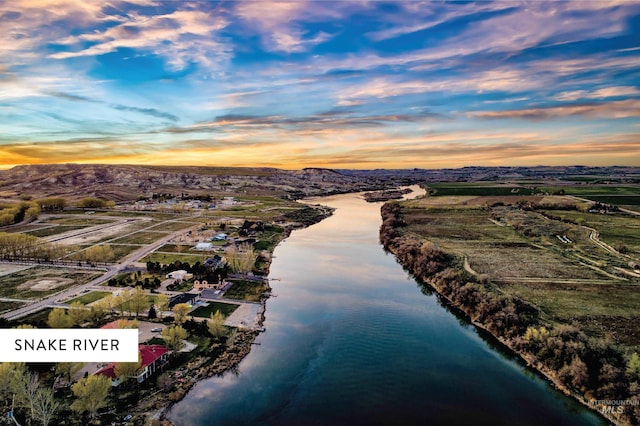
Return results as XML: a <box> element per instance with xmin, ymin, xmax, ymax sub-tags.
<box><xmin>363</xmin><ymin>188</ymin><xmax>412</xmax><ymax>202</ymax></box>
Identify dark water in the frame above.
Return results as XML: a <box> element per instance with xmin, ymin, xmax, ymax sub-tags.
<box><xmin>168</xmin><ymin>190</ymin><xmax>605</xmax><ymax>426</ymax></box>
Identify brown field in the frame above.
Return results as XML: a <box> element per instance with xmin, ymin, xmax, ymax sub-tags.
<box><xmin>399</xmin><ymin>195</ymin><xmax>640</xmax><ymax>351</ymax></box>
<box><xmin>0</xmin><ymin>267</ymin><xmax>100</xmax><ymax>299</ymax></box>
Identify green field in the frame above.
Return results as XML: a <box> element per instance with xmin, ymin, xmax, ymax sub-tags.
<box><xmin>153</xmin><ymin>243</ymin><xmax>192</xmax><ymax>254</ymax></box>
<box><xmin>427</xmin><ymin>183</ymin><xmax>640</xmax><ymax>206</ymax></box>
<box><xmin>428</xmin><ymin>184</ymin><xmax>534</xmax><ymax>196</ymax></box>
<box><xmin>110</xmin><ymin>231</ymin><xmax>169</xmax><ymax>245</ymax></box>
<box><xmin>26</xmin><ymin>225</ymin><xmax>79</xmax><ymax>237</ymax></box>
<box><xmin>141</xmin><ymin>252</ymin><xmax>207</xmax><ymax>265</ymax></box>
<box><xmin>191</xmin><ymin>301</ymin><xmax>239</xmax><ymax>318</ymax></box>
<box><xmin>64</xmin><ymin>243</ymin><xmax>143</xmax><ymax>262</ymax></box>
<box><xmin>144</xmin><ymin>221</ymin><xmax>193</xmax><ymax>232</ymax></box>
<box><xmin>66</xmin><ymin>291</ymin><xmax>111</xmax><ymax>305</ymax></box>
<box><xmin>43</xmin><ymin>217</ymin><xmax>114</xmax><ymax>226</ymax></box>
<box><xmin>4</xmin><ymin>223</ymin><xmax>46</xmax><ymax>233</ymax></box>
<box><xmin>541</xmin><ymin>209</ymin><xmax>640</xmax><ymax>257</ymax></box>
<box><xmin>563</xmin><ymin>186</ymin><xmax>640</xmax><ymax>196</ymax></box>
<box><xmin>580</xmin><ymin>195</ymin><xmax>640</xmax><ymax>206</ymax></box>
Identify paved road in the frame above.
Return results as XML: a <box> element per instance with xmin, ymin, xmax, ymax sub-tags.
<box><xmin>2</xmin><ymin>222</ymin><xmax>199</xmax><ymax>321</ymax></box>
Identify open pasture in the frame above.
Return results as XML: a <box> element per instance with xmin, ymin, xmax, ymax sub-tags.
<box><xmin>0</xmin><ymin>267</ymin><xmax>100</xmax><ymax>299</ymax></box>
<box><xmin>144</xmin><ymin>220</ymin><xmax>194</xmax><ymax>232</ymax></box>
<box><xmin>398</xmin><ymin>194</ymin><xmax>640</xmax><ymax>351</ymax></box>
<box><xmin>42</xmin><ymin>216</ymin><xmax>115</xmax><ymax>226</ymax></box>
<box><xmin>110</xmin><ymin>231</ymin><xmax>169</xmax><ymax>245</ymax></box>
<box><xmin>501</xmin><ymin>281</ymin><xmax>640</xmax><ymax>323</ymax></box>
<box><xmin>141</xmin><ymin>252</ymin><xmax>207</xmax><ymax>265</ymax></box>
<box><xmin>541</xmin><ymin>209</ymin><xmax>640</xmax><ymax>258</ymax></box>
<box><xmin>427</xmin><ymin>183</ymin><xmax>535</xmax><ymax>196</ymax></box>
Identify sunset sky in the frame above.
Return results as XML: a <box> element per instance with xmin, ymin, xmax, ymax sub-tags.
<box><xmin>1</xmin><ymin>0</ymin><xmax>639</xmax><ymax>169</ymax></box>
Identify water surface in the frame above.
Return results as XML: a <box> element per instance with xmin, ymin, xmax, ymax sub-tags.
<box><xmin>169</xmin><ymin>189</ymin><xmax>605</xmax><ymax>426</ymax></box>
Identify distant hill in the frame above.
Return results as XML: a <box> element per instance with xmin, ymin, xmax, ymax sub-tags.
<box><xmin>0</xmin><ymin>164</ymin><xmax>637</xmax><ymax>203</ymax></box>
<box><xmin>0</xmin><ymin>164</ymin><xmax>393</xmax><ymax>202</ymax></box>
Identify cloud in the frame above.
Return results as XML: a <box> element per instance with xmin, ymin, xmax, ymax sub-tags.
<box><xmin>419</xmin><ymin>1</ymin><xmax>635</xmax><ymax>60</ymax></box>
<box><xmin>233</xmin><ymin>1</ymin><xmax>337</xmax><ymax>53</ymax></box>
<box><xmin>471</xmin><ymin>99</ymin><xmax>640</xmax><ymax>120</ymax></box>
<box><xmin>0</xmin><ymin>1</ymin><xmax>129</xmax><ymax>68</ymax></box>
<box><xmin>337</xmin><ymin>68</ymin><xmax>544</xmax><ymax>105</ymax></box>
<box><xmin>365</xmin><ymin>2</ymin><xmax>511</xmax><ymax>42</ymax></box>
<box><xmin>0</xmin><ymin>137</ymin><xmax>147</xmax><ymax>166</ymax></box>
<box><xmin>554</xmin><ymin>86</ymin><xmax>640</xmax><ymax>101</ymax></box>
<box><xmin>2</xmin><ymin>128</ymin><xmax>638</xmax><ymax>170</ymax></box>
<box><xmin>49</xmin><ymin>7</ymin><xmax>230</xmax><ymax>70</ymax></box>
<box><xmin>160</xmin><ymin>110</ymin><xmax>441</xmax><ymax>135</ymax></box>
<box><xmin>43</xmin><ymin>91</ymin><xmax>98</xmax><ymax>103</ymax></box>
<box><xmin>0</xmin><ymin>73</ymin><xmax>95</xmax><ymax>102</ymax></box>
<box><xmin>277</xmin><ymin>132</ymin><xmax>640</xmax><ymax>168</ymax></box>
<box><xmin>111</xmin><ymin>104</ymin><xmax>179</xmax><ymax>122</ymax></box>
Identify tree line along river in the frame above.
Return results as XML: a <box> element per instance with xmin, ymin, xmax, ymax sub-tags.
<box><xmin>168</xmin><ymin>188</ymin><xmax>605</xmax><ymax>426</ymax></box>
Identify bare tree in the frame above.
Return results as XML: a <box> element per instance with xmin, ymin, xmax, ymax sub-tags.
<box><xmin>32</xmin><ymin>387</ymin><xmax>59</xmax><ymax>426</ymax></box>
<box><xmin>14</xmin><ymin>371</ymin><xmax>39</xmax><ymax>422</ymax></box>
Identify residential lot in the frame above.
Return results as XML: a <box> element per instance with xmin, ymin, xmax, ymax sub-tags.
<box><xmin>0</xmin><ymin>266</ymin><xmax>101</xmax><ymax>300</ymax></box>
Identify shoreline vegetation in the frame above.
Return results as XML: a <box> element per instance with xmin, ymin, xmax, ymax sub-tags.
<box><xmin>379</xmin><ymin>201</ymin><xmax>639</xmax><ymax>426</ymax></box>
<box><xmin>151</xmin><ymin>205</ymin><xmax>334</xmax><ymax>425</ymax></box>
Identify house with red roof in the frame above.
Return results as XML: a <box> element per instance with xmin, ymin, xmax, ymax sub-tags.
<box><xmin>95</xmin><ymin>344</ymin><xmax>169</xmax><ymax>386</ymax></box>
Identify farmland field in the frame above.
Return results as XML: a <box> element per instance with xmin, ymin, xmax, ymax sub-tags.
<box><xmin>579</xmin><ymin>195</ymin><xmax>640</xmax><ymax>206</ymax></box>
<box><xmin>0</xmin><ymin>267</ymin><xmax>101</xmax><ymax>299</ymax></box>
<box><xmin>42</xmin><ymin>217</ymin><xmax>115</xmax><ymax>226</ymax></box>
<box><xmin>427</xmin><ymin>184</ymin><xmax>535</xmax><ymax>196</ymax></box>
<box><xmin>141</xmin><ymin>252</ymin><xmax>207</xmax><ymax>265</ymax></box>
<box><xmin>145</xmin><ymin>221</ymin><xmax>194</xmax><ymax>232</ymax></box>
<box><xmin>26</xmin><ymin>225</ymin><xmax>79</xmax><ymax>237</ymax></box>
<box><xmin>397</xmin><ymin>194</ymin><xmax>640</xmax><ymax>352</ymax></box>
<box><xmin>110</xmin><ymin>231</ymin><xmax>170</xmax><ymax>245</ymax></box>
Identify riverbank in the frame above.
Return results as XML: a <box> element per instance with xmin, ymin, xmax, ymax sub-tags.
<box><xmin>379</xmin><ymin>201</ymin><xmax>637</xmax><ymax>426</ymax></box>
<box><xmin>134</xmin><ymin>206</ymin><xmax>335</xmax><ymax>425</ymax></box>
<box><xmin>131</xmin><ymin>328</ymin><xmax>261</xmax><ymax>425</ymax></box>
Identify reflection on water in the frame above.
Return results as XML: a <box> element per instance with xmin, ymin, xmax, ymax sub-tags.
<box><xmin>168</xmin><ymin>188</ymin><xmax>604</xmax><ymax>426</ymax></box>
